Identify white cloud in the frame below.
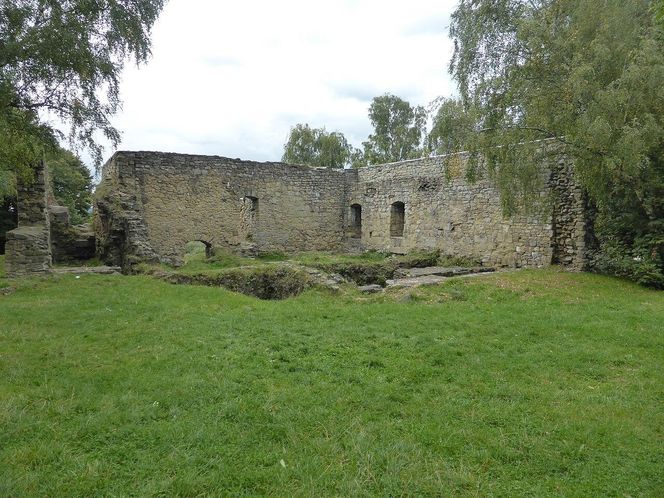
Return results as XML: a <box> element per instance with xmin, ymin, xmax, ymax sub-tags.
<box><xmin>107</xmin><ymin>0</ymin><xmax>458</xmax><ymax>164</ymax></box>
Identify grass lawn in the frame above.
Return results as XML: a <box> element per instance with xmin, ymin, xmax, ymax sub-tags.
<box><xmin>1</xmin><ymin>256</ymin><xmax>663</xmax><ymax>496</ymax></box>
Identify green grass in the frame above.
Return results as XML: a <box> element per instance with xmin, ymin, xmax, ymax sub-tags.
<box><xmin>175</xmin><ymin>248</ymin><xmax>392</xmax><ymax>275</ymax></box>
<box><xmin>1</xmin><ymin>267</ymin><xmax>663</xmax><ymax>496</ymax></box>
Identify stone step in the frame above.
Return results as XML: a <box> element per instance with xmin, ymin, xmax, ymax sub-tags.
<box><xmin>52</xmin><ymin>266</ymin><xmax>122</xmax><ymax>275</ymax></box>
<box><xmin>393</xmin><ymin>266</ymin><xmax>495</xmax><ymax>279</ymax></box>
<box><xmin>387</xmin><ymin>266</ymin><xmax>496</xmax><ymax>289</ymax></box>
<box><xmin>358</xmin><ymin>284</ymin><xmax>384</xmax><ymax>293</ymax></box>
<box><xmin>386</xmin><ymin>275</ymin><xmax>447</xmax><ymax>288</ymax></box>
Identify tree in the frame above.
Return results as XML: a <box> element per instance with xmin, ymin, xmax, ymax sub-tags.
<box><xmin>449</xmin><ymin>0</ymin><xmax>664</xmax><ymax>287</ymax></box>
<box><xmin>47</xmin><ymin>149</ymin><xmax>93</xmax><ymax>225</ymax></box>
<box><xmin>0</xmin><ymin>0</ymin><xmax>166</xmax><ymax>195</ymax></box>
<box><xmin>282</xmin><ymin>124</ymin><xmax>354</xmax><ymax>168</ymax></box>
<box><xmin>360</xmin><ymin>94</ymin><xmax>426</xmax><ymax>165</ymax></box>
<box><xmin>426</xmin><ymin>97</ymin><xmax>478</xmax><ymax>155</ymax></box>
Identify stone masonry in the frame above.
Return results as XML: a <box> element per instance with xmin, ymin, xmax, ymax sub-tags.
<box><xmin>4</xmin><ymin>161</ymin><xmax>97</xmax><ymax>277</ymax></box>
<box><xmin>4</xmin><ymin>161</ymin><xmax>53</xmax><ymax>277</ymax></box>
<box><xmin>94</xmin><ymin>150</ymin><xmax>590</xmax><ymax>271</ymax></box>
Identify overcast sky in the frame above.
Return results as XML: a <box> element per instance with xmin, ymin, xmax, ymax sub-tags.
<box><xmin>104</xmin><ymin>0</ymin><xmax>459</xmax><ymax>165</ymax></box>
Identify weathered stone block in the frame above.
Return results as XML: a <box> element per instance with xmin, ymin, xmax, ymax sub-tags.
<box><xmin>5</xmin><ymin>226</ymin><xmax>52</xmax><ymax>277</ymax></box>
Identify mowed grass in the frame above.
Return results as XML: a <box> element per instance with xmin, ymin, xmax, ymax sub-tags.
<box><xmin>1</xmin><ymin>258</ymin><xmax>663</xmax><ymax>496</ymax></box>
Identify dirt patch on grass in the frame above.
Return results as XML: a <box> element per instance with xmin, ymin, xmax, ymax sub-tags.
<box><xmin>156</xmin><ymin>265</ymin><xmax>314</xmax><ymax>300</ymax></box>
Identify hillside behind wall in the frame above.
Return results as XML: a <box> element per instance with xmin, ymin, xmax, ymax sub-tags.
<box><xmin>94</xmin><ymin>150</ymin><xmax>589</xmax><ymax>271</ymax></box>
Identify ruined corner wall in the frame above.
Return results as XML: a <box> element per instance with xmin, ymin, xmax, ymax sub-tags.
<box><xmin>549</xmin><ymin>159</ymin><xmax>593</xmax><ymax>271</ymax></box>
<box><xmin>4</xmin><ymin>161</ymin><xmax>52</xmax><ymax>277</ymax></box>
<box><xmin>95</xmin><ymin>152</ymin><xmax>349</xmax><ymax>267</ymax></box>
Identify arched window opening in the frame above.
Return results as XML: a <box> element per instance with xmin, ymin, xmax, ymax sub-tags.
<box><xmin>349</xmin><ymin>204</ymin><xmax>362</xmax><ymax>238</ymax></box>
<box><xmin>184</xmin><ymin>240</ymin><xmax>212</xmax><ymax>263</ymax></box>
<box><xmin>390</xmin><ymin>201</ymin><xmax>405</xmax><ymax>237</ymax></box>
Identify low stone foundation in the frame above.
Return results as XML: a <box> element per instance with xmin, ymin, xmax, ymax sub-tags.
<box><xmin>4</xmin><ymin>161</ymin><xmax>52</xmax><ymax>278</ymax></box>
<box><xmin>3</xmin><ymin>160</ymin><xmax>96</xmax><ymax>278</ymax></box>
<box><xmin>5</xmin><ymin>225</ymin><xmax>51</xmax><ymax>277</ymax></box>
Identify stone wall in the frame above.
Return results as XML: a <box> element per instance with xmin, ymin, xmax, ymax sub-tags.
<box><xmin>347</xmin><ymin>155</ymin><xmax>558</xmax><ymax>267</ymax></box>
<box><xmin>549</xmin><ymin>159</ymin><xmax>593</xmax><ymax>270</ymax></box>
<box><xmin>4</xmin><ymin>161</ymin><xmax>52</xmax><ymax>277</ymax></box>
<box><xmin>94</xmin><ymin>150</ymin><xmax>590</xmax><ymax>271</ymax></box>
<box><xmin>95</xmin><ymin>152</ymin><xmax>348</xmax><ymax>266</ymax></box>
<box><xmin>49</xmin><ymin>206</ymin><xmax>96</xmax><ymax>263</ymax></box>
<box><xmin>4</xmin><ymin>161</ymin><xmax>97</xmax><ymax>277</ymax></box>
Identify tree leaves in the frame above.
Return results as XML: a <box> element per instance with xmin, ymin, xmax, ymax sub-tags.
<box><xmin>449</xmin><ymin>0</ymin><xmax>664</xmax><ymax>283</ymax></box>
<box><xmin>361</xmin><ymin>94</ymin><xmax>426</xmax><ymax>165</ymax></box>
<box><xmin>282</xmin><ymin>124</ymin><xmax>354</xmax><ymax>169</ymax></box>
<box><xmin>0</xmin><ymin>0</ymin><xmax>166</xmax><ymax>185</ymax></box>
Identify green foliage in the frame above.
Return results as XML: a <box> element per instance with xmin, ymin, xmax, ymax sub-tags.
<box><xmin>256</xmin><ymin>251</ymin><xmax>289</xmax><ymax>262</ymax></box>
<box><xmin>438</xmin><ymin>254</ymin><xmax>482</xmax><ymax>267</ymax></box>
<box><xmin>449</xmin><ymin>0</ymin><xmax>664</xmax><ymax>284</ymax></box>
<box><xmin>47</xmin><ymin>149</ymin><xmax>93</xmax><ymax>225</ymax></box>
<box><xmin>0</xmin><ymin>0</ymin><xmax>166</xmax><ymax>185</ymax></box>
<box><xmin>290</xmin><ymin>250</ymin><xmax>389</xmax><ymax>266</ymax></box>
<box><xmin>282</xmin><ymin>124</ymin><xmax>354</xmax><ymax>168</ymax></box>
<box><xmin>656</xmin><ymin>0</ymin><xmax>664</xmax><ymax>25</ymax></box>
<box><xmin>0</xmin><ymin>147</ymin><xmax>92</xmax><ymax>249</ymax></box>
<box><xmin>360</xmin><ymin>94</ymin><xmax>426</xmax><ymax>165</ymax></box>
<box><xmin>0</xmin><ymin>106</ymin><xmax>57</xmax><ymax>194</ymax></box>
<box><xmin>591</xmin><ymin>245</ymin><xmax>664</xmax><ymax>289</ymax></box>
<box><xmin>426</xmin><ymin>97</ymin><xmax>478</xmax><ymax>155</ymax></box>
<box><xmin>1</xmin><ymin>270</ymin><xmax>663</xmax><ymax>495</ymax></box>
<box><xmin>314</xmin><ymin>260</ymin><xmax>395</xmax><ymax>286</ymax></box>
<box><xmin>282</xmin><ymin>94</ymin><xmax>443</xmax><ymax>168</ymax></box>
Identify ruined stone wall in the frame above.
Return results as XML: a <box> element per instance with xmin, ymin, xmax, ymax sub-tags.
<box><xmin>95</xmin><ymin>150</ymin><xmax>589</xmax><ymax>271</ymax></box>
<box><xmin>5</xmin><ymin>161</ymin><xmax>52</xmax><ymax>277</ymax></box>
<box><xmin>346</xmin><ymin>155</ymin><xmax>559</xmax><ymax>268</ymax></box>
<box><xmin>95</xmin><ymin>152</ymin><xmax>348</xmax><ymax>266</ymax></box>
<box><xmin>550</xmin><ymin>159</ymin><xmax>593</xmax><ymax>270</ymax></box>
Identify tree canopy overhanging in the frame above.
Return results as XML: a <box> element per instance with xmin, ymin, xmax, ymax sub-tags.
<box><xmin>0</xmin><ymin>0</ymin><xmax>166</xmax><ymax>194</ymax></box>
<box><xmin>448</xmin><ymin>0</ymin><xmax>664</xmax><ymax>287</ymax></box>
<box><xmin>361</xmin><ymin>94</ymin><xmax>426</xmax><ymax>165</ymax></box>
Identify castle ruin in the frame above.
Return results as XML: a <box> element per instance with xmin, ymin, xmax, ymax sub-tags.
<box><xmin>90</xmin><ymin>150</ymin><xmax>591</xmax><ymax>272</ymax></box>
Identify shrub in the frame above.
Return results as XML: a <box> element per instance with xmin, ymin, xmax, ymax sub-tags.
<box><xmin>590</xmin><ymin>247</ymin><xmax>664</xmax><ymax>289</ymax></box>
